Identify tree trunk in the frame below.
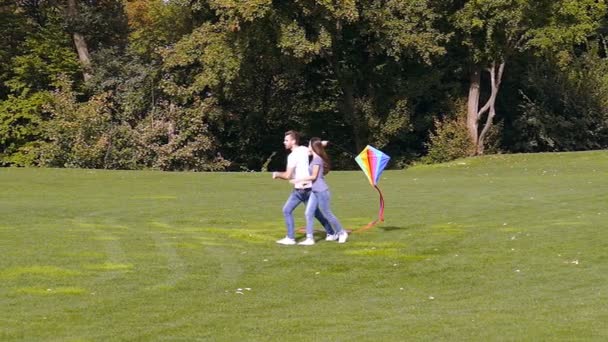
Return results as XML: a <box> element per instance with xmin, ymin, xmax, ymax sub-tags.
<box><xmin>467</xmin><ymin>61</ymin><xmax>505</xmax><ymax>155</ymax></box>
<box><xmin>340</xmin><ymin>76</ymin><xmax>365</xmax><ymax>152</ymax></box>
<box><xmin>329</xmin><ymin>20</ymin><xmax>365</xmax><ymax>152</ymax></box>
<box><xmin>467</xmin><ymin>67</ymin><xmax>481</xmax><ymax>148</ymax></box>
<box><xmin>67</xmin><ymin>0</ymin><xmax>92</xmax><ymax>82</ymax></box>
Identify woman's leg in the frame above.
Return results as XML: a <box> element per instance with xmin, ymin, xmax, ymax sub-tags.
<box><xmin>304</xmin><ymin>192</ymin><xmax>319</xmax><ymax>239</ymax></box>
<box><xmin>315</xmin><ymin>190</ymin><xmax>344</xmax><ymax>234</ymax></box>
<box><xmin>314</xmin><ymin>208</ymin><xmax>334</xmax><ymax>235</ymax></box>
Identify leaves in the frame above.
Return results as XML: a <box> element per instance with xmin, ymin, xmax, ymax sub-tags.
<box><xmin>1</xmin><ymin>0</ymin><xmax>608</xmax><ymax>169</ymax></box>
<box><xmin>454</xmin><ymin>0</ymin><xmax>606</xmax><ymax>63</ymax></box>
<box><xmin>161</xmin><ymin>22</ymin><xmax>242</xmax><ymax>101</ymax></box>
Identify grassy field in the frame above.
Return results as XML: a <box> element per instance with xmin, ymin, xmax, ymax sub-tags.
<box><xmin>2</xmin><ymin>151</ymin><xmax>608</xmax><ymax>341</ymax></box>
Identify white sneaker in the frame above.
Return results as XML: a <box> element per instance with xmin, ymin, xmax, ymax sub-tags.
<box><xmin>325</xmin><ymin>234</ymin><xmax>338</xmax><ymax>241</ymax></box>
<box><xmin>338</xmin><ymin>231</ymin><xmax>348</xmax><ymax>244</ymax></box>
<box><xmin>297</xmin><ymin>238</ymin><xmax>315</xmax><ymax>246</ymax></box>
<box><xmin>276</xmin><ymin>237</ymin><xmax>296</xmax><ymax>245</ymax></box>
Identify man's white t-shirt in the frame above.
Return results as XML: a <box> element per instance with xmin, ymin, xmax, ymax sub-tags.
<box><xmin>287</xmin><ymin>146</ymin><xmax>312</xmax><ymax>189</ymax></box>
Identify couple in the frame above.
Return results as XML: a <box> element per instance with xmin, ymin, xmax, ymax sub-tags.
<box><xmin>272</xmin><ymin>130</ymin><xmax>348</xmax><ymax>245</ymax></box>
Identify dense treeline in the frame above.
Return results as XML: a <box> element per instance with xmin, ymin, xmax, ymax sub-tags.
<box><xmin>1</xmin><ymin>0</ymin><xmax>607</xmax><ymax>171</ymax></box>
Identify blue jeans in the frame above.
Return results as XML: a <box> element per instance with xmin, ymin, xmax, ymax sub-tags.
<box><xmin>283</xmin><ymin>189</ymin><xmax>333</xmax><ymax>239</ymax></box>
<box><xmin>305</xmin><ymin>190</ymin><xmax>344</xmax><ymax>237</ymax></box>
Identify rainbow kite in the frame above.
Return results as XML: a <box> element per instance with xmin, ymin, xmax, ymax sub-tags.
<box><xmin>355</xmin><ymin>145</ymin><xmax>390</xmax><ymax>228</ymax></box>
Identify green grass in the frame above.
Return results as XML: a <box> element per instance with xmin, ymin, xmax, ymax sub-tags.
<box><xmin>2</xmin><ymin>151</ymin><xmax>608</xmax><ymax>341</ymax></box>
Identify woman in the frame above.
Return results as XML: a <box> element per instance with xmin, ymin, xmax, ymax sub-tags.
<box><xmin>291</xmin><ymin>137</ymin><xmax>348</xmax><ymax>245</ymax></box>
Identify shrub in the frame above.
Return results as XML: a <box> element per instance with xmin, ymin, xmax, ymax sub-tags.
<box><xmin>134</xmin><ymin>99</ymin><xmax>230</xmax><ymax>171</ymax></box>
<box><xmin>423</xmin><ymin>101</ymin><xmax>475</xmax><ymax>163</ymax></box>
<box><xmin>0</xmin><ymin>92</ymin><xmax>50</xmax><ymax>166</ymax></box>
<box><xmin>38</xmin><ymin>78</ymin><xmax>114</xmax><ymax>168</ymax></box>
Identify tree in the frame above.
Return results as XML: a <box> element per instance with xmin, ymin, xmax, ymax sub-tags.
<box><xmin>66</xmin><ymin>0</ymin><xmax>93</xmax><ymax>81</ymax></box>
<box><xmin>274</xmin><ymin>0</ymin><xmax>448</xmax><ymax>151</ymax></box>
<box><xmin>513</xmin><ymin>47</ymin><xmax>608</xmax><ymax>152</ymax></box>
<box><xmin>0</xmin><ymin>6</ymin><xmax>81</xmax><ymax>166</ymax></box>
<box><xmin>453</xmin><ymin>0</ymin><xmax>606</xmax><ymax>154</ymax></box>
<box><xmin>160</xmin><ymin>0</ymin><xmax>449</xmax><ymax>170</ymax></box>
<box><xmin>125</xmin><ymin>0</ymin><xmax>194</xmax><ymax>60</ymax></box>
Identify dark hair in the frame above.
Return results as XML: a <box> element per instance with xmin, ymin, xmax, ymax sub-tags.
<box><xmin>310</xmin><ymin>137</ymin><xmax>330</xmax><ymax>175</ymax></box>
<box><xmin>285</xmin><ymin>130</ymin><xmax>300</xmax><ymax>145</ymax></box>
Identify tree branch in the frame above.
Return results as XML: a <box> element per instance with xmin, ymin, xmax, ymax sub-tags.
<box><xmin>477</xmin><ymin>61</ymin><xmax>505</xmax><ymax>154</ymax></box>
<box><xmin>475</xmin><ymin>63</ymin><xmax>496</xmax><ymax>119</ymax></box>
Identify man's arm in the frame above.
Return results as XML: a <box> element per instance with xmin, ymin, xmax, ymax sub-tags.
<box><xmin>272</xmin><ymin>167</ymin><xmax>295</xmax><ymax>180</ymax></box>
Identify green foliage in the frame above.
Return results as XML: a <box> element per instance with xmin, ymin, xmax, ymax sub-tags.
<box><xmin>86</xmin><ymin>48</ymin><xmax>158</xmax><ymax>123</ymax></box>
<box><xmin>359</xmin><ymin>98</ymin><xmax>412</xmax><ymax>149</ymax></box>
<box><xmin>363</xmin><ymin>0</ymin><xmax>449</xmax><ymax>62</ymax></box>
<box><xmin>0</xmin><ymin>5</ymin><xmax>31</xmax><ymax>98</ymax></box>
<box><xmin>36</xmin><ymin>77</ymin><xmax>229</xmax><ymax>171</ymax></box>
<box><xmin>126</xmin><ymin>0</ymin><xmax>194</xmax><ymax>59</ymax></box>
<box><xmin>277</xmin><ymin>20</ymin><xmax>332</xmax><ymax>60</ymax></box>
<box><xmin>483</xmin><ymin>119</ymin><xmax>503</xmax><ymax>154</ymax></box>
<box><xmin>454</xmin><ymin>0</ymin><xmax>527</xmax><ymax>63</ymax></box>
<box><xmin>453</xmin><ymin>0</ymin><xmax>606</xmax><ymax>63</ymax></box>
<box><xmin>4</xmin><ymin>15</ymin><xmax>81</xmax><ymax>96</ymax></box>
<box><xmin>207</xmin><ymin>0</ymin><xmax>273</xmax><ymax>22</ymax></box>
<box><xmin>525</xmin><ymin>1</ymin><xmax>606</xmax><ymax>53</ymax></box>
<box><xmin>0</xmin><ymin>92</ymin><xmax>51</xmax><ymax>166</ymax></box>
<box><xmin>38</xmin><ymin>77</ymin><xmax>115</xmax><ymax>168</ymax></box>
<box><xmin>161</xmin><ymin>22</ymin><xmax>242</xmax><ymax>101</ymax></box>
<box><xmin>99</xmin><ymin>123</ymin><xmax>140</xmax><ymax>170</ymax></box>
<box><xmin>65</xmin><ymin>0</ymin><xmax>129</xmax><ymax>49</ymax></box>
<box><xmin>514</xmin><ymin>50</ymin><xmax>608</xmax><ymax>152</ymax></box>
<box><xmin>423</xmin><ymin>100</ymin><xmax>475</xmax><ymax>164</ymax></box>
<box><xmin>1</xmin><ymin>0</ymin><xmax>608</xmax><ymax>170</ymax></box>
<box><xmin>134</xmin><ymin>99</ymin><xmax>230</xmax><ymax>171</ymax></box>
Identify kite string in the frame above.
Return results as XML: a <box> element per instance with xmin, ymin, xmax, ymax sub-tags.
<box><xmin>330</xmin><ymin>142</ymin><xmax>357</xmax><ymax>158</ymax></box>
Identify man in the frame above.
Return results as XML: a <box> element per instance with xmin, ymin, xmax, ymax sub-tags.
<box><xmin>272</xmin><ymin>130</ymin><xmax>334</xmax><ymax>245</ymax></box>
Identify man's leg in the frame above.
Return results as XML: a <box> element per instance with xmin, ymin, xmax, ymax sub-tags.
<box><xmin>282</xmin><ymin>190</ymin><xmax>303</xmax><ymax>239</ymax></box>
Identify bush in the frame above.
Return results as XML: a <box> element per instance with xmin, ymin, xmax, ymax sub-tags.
<box><xmin>101</xmin><ymin>124</ymin><xmax>140</xmax><ymax>170</ymax></box>
<box><xmin>422</xmin><ymin>101</ymin><xmax>475</xmax><ymax>164</ymax></box>
<box><xmin>38</xmin><ymin>89</ymin><xmax>114</xmax><ymax>168</ymax></box>
<box><xmin>29</xmin><ymin>75</ymin><xmax>230</xmax><ymax>171</ymax></box>
<box><xmin>134</xmin><ymin>99</ymin><xmax>230</xmax><ymax>171</ymax></box>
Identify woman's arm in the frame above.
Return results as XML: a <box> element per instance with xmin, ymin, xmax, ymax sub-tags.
<box><xmin>289</xmin><ymin>165</ymin><xmax>320</xmax><ymax>184</ymax></box>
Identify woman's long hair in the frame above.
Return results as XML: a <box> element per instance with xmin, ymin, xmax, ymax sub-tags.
<box><xmin>310</xmin><ymin>137</ymin><xmax>330</xmax><ymax>175</ymax></box>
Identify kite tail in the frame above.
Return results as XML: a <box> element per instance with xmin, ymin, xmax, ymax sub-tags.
<box><xmin>353</xmin><ymin>185</ymin><xmax>385</xmax><ymax>233</ymax></box>
<box><xmin>376</xmin><ymin>185</ymin><xmax>385</xmax><ymax>222</ymax></box>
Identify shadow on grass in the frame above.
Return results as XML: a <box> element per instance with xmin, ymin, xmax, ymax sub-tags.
<box><xmin>296</xmin><ymin>224</ymin><xmax>425</xmax><ymax>234</ymax></box>
<box><xmin>378</xmin><ymin>225</ymin><xmax>418</xmax><ymax>232</ymax></box>
<box><xmin>379</xmin><ymin>226</ymin><xmax>406</xmax><ymax>231</ymax></box>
